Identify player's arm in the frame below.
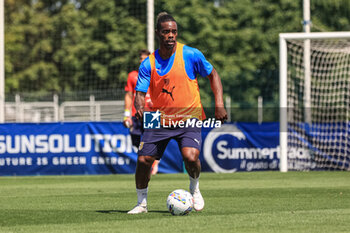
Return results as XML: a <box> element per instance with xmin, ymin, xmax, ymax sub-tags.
<box><xmin>124</xmin><ymin>91</ymin><xmax>133</xmax><ymax>111</ymax></box>
<box><xmin>123</xmin><ymin>91</ymin><xmax>133</xmax><ymax>127</ymax></box>
<box><xmin>207</xmin><ymin>68</ymin><xmax>228</xmax><ymax>123</ymax></box>
<box><xmin>123</xmin><ymin>72</ymin><xmax>136</xmax><ymax>128</ymax></box>
<box><xmin>188</xmin><ymin>46</ymin><xmax>227</xmax><ymax>122</ymax></box>
<box><xmin>135</xmin><ymin>91</ymin><xmax>146</xmax><ymax>120</ymax></box>
<box><xmin>134</xmin><ymin>57</ymin><xmax>151</xmax><ymax>120</ymax></box>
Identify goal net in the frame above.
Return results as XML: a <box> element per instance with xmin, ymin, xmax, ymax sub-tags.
<box><xmin>279</xmin><ymin>32</ymin><xmax>350</xmax><ymax>171</ymax></box>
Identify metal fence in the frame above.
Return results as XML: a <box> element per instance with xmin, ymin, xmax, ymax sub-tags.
<box><xmin>5</xmin><ymin>94</ymin><xmax>124</xmax><ymax>123</ymax></box>
<box><xmin>4</xmin><ymin>94</ymin><xmax>276</xmax><ymax>123</ymax></box>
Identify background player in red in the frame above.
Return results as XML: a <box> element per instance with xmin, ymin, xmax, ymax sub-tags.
<box><xmin>123</xmin><ymin>49</ymin><xmax>159</xmax><ymax>175</ymax></box>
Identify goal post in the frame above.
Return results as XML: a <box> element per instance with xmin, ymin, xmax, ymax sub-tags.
<box><xmin>279</xmin><ymin>31</ymin><xmax>350</xmax><ymax>172</ymax></box>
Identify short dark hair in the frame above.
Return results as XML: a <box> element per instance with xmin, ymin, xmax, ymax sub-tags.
<box><xmin>139</xmin><ymin>49</ymin><xmax>150</xmax><ymax>56</ymax></box>
<box><xmin>156</xmin><ymin>12</ymin><xmax>176</xmax><ymax>31</ymax></box>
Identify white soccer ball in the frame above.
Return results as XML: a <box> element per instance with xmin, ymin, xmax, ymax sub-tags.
<box><xmin>166</xmin><ymin>189</ymin><xmax>193</xmax><ymax>216</ymax></box>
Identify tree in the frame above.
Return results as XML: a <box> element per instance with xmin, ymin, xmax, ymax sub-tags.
<box><xmin>5</xmin><ymin>0</ymin><xmax>148</xmax><ymax>99</ymax></box>
<box><xmin>156</xmin><ymin>0</ymin><xmax>302</xmax><ymax>111</ymax></box>
<box><xmin>5</xmin><ymin>0</ymin><xmax>350</xmax><ymax>114</ymax></box>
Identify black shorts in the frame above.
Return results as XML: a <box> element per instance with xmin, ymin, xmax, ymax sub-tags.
<box><xmin>138</xmin><ymin>127</ymin><xmax>202</xmax><ymax>158</ymax></box>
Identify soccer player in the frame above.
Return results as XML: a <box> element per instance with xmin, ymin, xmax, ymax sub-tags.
<box><xmin>127</xmin><ymin>12</ymin><xmax>227</xmax><ymax>214</ymax></box>
<box><xmin>123</xmin><ymin>49</ymin><xmax>159</xmax><ymax>175</ymax></box>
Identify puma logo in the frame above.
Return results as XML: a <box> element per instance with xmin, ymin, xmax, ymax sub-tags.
<box><xmin>162</xmin><ymin>86</ymin><xmax>175</xmax><ymax>101</ymax></box>
<box><xmin>194</xmin><ymin>138</ymin><xmax>200</xmax><ymax>145</ymax></box>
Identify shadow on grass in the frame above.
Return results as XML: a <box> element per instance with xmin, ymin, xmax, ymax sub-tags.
<box><xmin>96</xmin><ymin>210</ymin><xmax>169</xmax><ymax>214</ymax></box>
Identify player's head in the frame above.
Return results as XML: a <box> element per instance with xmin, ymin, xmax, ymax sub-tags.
<box><xmin>156</xmin><ymin>12</ymin><xmax>177</xmax><ymax>49</ymax></box>
<box><xmin>139</xmin><ymin>49</ymin><xmax>150</xmax><ymax>63</ymax></box>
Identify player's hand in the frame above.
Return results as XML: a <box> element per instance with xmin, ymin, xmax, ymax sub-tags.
<box><xmin>123</xmin><ymin>117</ymin><xmax>133</xmax><ymax>128</ymax></box>
<box><xmin>215</xmin><ymin>106</ymin><xmax>228</xmax><ymax>123</ymax></box>
<box><xmin>135</xmin><ymin>109</ymin><xmax>144</xmax><ymax>122</ymax></box>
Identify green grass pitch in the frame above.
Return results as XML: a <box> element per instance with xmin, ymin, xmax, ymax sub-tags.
<box><xmin>0</xmin><ymin>172</ymin><xmax>349</xmax><ymax>233</ymax></box>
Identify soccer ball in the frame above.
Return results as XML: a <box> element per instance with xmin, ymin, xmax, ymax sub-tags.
<box><xmin>166</xmin><ymin>189</ymin><xmax>193</xmax><ymax>216</ymax></box>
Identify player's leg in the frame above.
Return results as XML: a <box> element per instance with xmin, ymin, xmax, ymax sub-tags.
<box><xmin>127</xmin><ymin>155</ymin><xmax>154</xmax><ymax>214</ymax></box>
<box><xmin>135</xmin><ymin>155</ymin><xmax>155</xmax><ymax>189</ymax></box>
<box><xmin>128</xmin><ymin>134</ymin><xmax>170</xmax><ymax>214</ymax></box>
<box><xmin>151</xmin><ymin>159</ymin><xmax>160</xmax><ymax>175</ymax></box>
<box><xmin>177</xmin><ymin>126</ymin><xmax>204</xmax><ymax>211</ymax></box>
<box><xmin>181</xmin><ymin>147</ymin><xmax>204</xmax><ymax>211</ymax></box>
<box><xmin>182</xmin><ymin>147</ymin><xmax>201</xmax><ymax>178</ymax></box>
<box><xmin>131</xmin><ymin>116</ymin><xmax>159</xmax><ymax>175</ymax></box>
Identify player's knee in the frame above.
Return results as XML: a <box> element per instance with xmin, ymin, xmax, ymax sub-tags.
<box><xmin>138</xmin><ymin>155</ymin><xmax>155</xmax><ymax>167</ymax></box>
<box><xmin>183</xmin><ymin>150</ymin><xmax>199</xmax><ymax>164</ymax></box>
